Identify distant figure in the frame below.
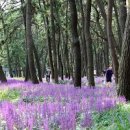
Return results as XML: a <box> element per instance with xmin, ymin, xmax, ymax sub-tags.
<box><xmin>46</xmin><ymin>69</ymin><xmax>51</xmax><ymax>83</ymax></box>
<box><xmin>106</xmin><ymin>66</ymin><xmax>113</xmax><ymax>87</ymax></box>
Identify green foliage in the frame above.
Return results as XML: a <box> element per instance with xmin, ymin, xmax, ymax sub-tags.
<box><xmin>91</xmin><ymin>104</ymin><xmax>130</xmax><ymax>130</ymax></box>
<box><xmin>0</xmin><ymin>88</ymin><xmax>20</xmax><ymax>102</ymax></box>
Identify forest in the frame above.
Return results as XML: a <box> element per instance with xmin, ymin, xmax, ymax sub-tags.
<box><xmin>0</xmin><ymin>0</ymin><xmax>130</xmax><ymax>129</ymax></box>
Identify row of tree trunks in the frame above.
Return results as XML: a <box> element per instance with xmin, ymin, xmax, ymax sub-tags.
<box><xmin>92</xmin><ymin>5</ymin><xmax>109</xmax><ymax>69</ymax></box>
<box><xmin>96</xmin><ymin>0</ymin><xmax>119</xmax><ymax>83</ymax></box>
<box><xmin>95</xmin><ymin>0</ymin><xmax>110</xmax><ymax>67</ymax></box>
<box><xmin>53</xmin><ymin>1</ymin><xmax>65</xmax><ymax>80</ymax></box>
<box><xmin>1</xmin><ymin>12</ymin><xmax>13</xmax><ymax>78</ymax></box>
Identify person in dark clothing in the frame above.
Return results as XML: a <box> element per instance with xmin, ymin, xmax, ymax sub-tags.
<box><xmin>106</xmin><ymin>66</ymin><xmax>113</xmax><ymax>87</ymax></box>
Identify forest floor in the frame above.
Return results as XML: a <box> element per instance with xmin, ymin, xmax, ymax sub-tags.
<box><xmin>0</xmin><ymin>77</ymin><xmax>129</xmax><ymax>130</ymax></box>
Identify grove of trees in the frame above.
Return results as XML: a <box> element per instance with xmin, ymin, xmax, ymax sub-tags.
<box><xmin>0</xmin><ymin>0</ymin><xmax>130</xmax><ymax>100</ymax></box>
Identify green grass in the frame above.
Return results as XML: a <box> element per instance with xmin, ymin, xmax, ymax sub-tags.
<box><xmin>0</xmin><ymin>88</ymin><xmax>20</xmax><ymax>102</ymax></box>
<box><xmin>91</xmin><ymin>104</ymin><xmax>130</xmax><ymax>130</ymax></box>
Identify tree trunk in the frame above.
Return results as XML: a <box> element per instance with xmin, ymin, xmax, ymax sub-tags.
<box><xmin>85</xmin><ymin>0</ymin><xmax>95</xmax><ymax>87</ymax></box>
<box><xmin>57</xmin><ymin>29</ymin><xmax>64</xmax><ymax>80</ymax></box>
<box><xmin>113</xmin><ymin>1</ymin><xmax>122</xmax><ymax>53</ymax></box>
<box><xmin>93</xmin><ymin>5</ymin><xmax>109</xmax><ymax>68</ymax></box>
<box><xmin>93</xmin><ymin>44</ymin><xmax>100</xmax><ymax>76</ymax></box>
<box><xmin>107</xmin><ymin>0</ymin><xmax>119</xmax><ymax>84</ymax></box>
<box><xmin>21</xmin><ymin>0</ymin><xmax>30</xmax><ymax>82</ymax></box>
<box><xmin>6</xmin><ymin>43</ymin><xmax>13</xmax><ymax>78</ymax></box>
<box><xmin>104</xmin><ymin>41</ymin><xmax>109</xmax><ymax>68</ymax></box>
<box><xmin>33</xmin><ymin>44</ymin><xmax>42</xmax><ymax>82</ymax></box>
<box><xmin>25</xmin><ymin>56</ymin><xmax>30</xmax><ymax>81</ymax></box>
<box><xmin>119</xmin><ymin>0</ymin><xmax>127</xmax><ymax>36</ymax></box>
<box><xmin>46</xmin><ymin>17</ymin><xmax>55</xmax><ymax>79</ymax></box>
<box><xmin>118</xmin><ymin>2</ymin><xmax>130</xmax><ymax>101</ymax></box>
<box><xmin>21</xmin><ymin>0</ymin><xmax>41</xmax><ymax>82</ymax></box>
<box><xmin>26</xmin><ymin>0</ymin><xmax>39</xmax><ymax>84</ymax></box>
<box><xmin>41</xmin><ymin>51</ymin><xmax>47</xmax><ymax>78</ymax></box>
<box><xmin>79</xmin><ymin>0</ymin><xmax>88</xmax><ymax>77</ymax></box>
<box><xmin>69</xmin><ymin>0</ymin><xmax>81</xmax><ymax>87</ymax></box>
<box><xmin>50</xmin><ymin>0</ymin><xmax>58</xmax><ymax>83</ymax></box>
<box><xmin>0</xmin><ymin>65</ymin><xmax>7</xmax><ymax>83</ymax></box>
<box><xmin>62</xmin><ymin>32</ymin><xmax>69</xmax><ymax>79</ymax></box>
<box><xmin>42</xmin><ymin>0</ymin><xmax>55</xmax><ymax>79</ymax></box>
<box><xmin>65</xmin><ymin>1</ymin><xmax>71</xmax><ymax>79</ymax></box>
<box><xmin>1</xmin><ymin>15</ymin><xmax>13</xmax><ymax>78</ymax></box>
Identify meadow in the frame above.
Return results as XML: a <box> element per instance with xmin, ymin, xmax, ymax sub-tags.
<box><xmin>0</xmin><ymin>78</ymin><xmax>129</xmax><ymax>130</ymax></box>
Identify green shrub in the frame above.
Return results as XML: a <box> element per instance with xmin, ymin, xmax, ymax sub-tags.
<box><xmin>0</xmin><ymin>88</ymin><xmax>20</xmax><ymax>102</ymax></box>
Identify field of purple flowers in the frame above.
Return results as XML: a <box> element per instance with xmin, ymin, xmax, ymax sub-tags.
<box><xmin>0</xmin><ymin>78</ymin><xmax>126</xmax><ymax>130</ymax></box>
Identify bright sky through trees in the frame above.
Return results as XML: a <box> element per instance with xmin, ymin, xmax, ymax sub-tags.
<box><xmin>0</xmin><ymin>0</ymin><xmax>20</xmax><ymax>10</ymax></box>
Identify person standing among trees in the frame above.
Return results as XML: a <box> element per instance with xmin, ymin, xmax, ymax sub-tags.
<box><xmin>106</xmin><ymin>66</ymin><xmax>113</xmax><ymax>87</ymax></box>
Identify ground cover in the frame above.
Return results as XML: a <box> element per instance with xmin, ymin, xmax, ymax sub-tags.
<box><xmin>0</xmin><ymin>78</ymin><xmax>127</xmax><ymax>130</ymax></box>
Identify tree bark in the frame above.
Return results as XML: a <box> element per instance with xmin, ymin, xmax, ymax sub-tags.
<box><xmin>57</xmin><ymin>29</ymin><xmax>64</xmax><ymax>80</ymax></box>
<box><xmin>85</xmin><ymin>0</ymin><xmax>95</xmax><ymax>87</ymax></box>
<box><xmin>69</xmin><ymin>0</ymin><xmax>81</xmax><ymax>87</ymax></box>
<box><xmin>21</xmin><ymin>0</ymin><xmax>41</xmax><ymax>82</ymax></box>
<box><xmin>50</xmin><ymin>0</ymin><xmax>58</xmax><ymax>83</ymax></box>
<box><xmin>0</xmin><ymin>65</ymin><xmax>7</xmax><ymax>83</ymax></box>
<box><xmin>119</xmin><ymin>0</ymin><xmax>127</xmax><ymax>36</ymax></box>
<box><xmin>33</xmin><ymin>44</ymin><xmax>42</xmax><ymax>82</ymax></box>
<box><xmin>20</xmin><ymin>0</ymin><xmax>30</xmax><ymax>81</ymax></box>
<box><xmin>79</xmin><ymin>0</ymin><xmax>88</xmax><ymax>77</ymax></box>
<box><xmin>107</xmin><ymin>0</ymin><xmax>119</xmax><ymax>84</ymax></box>
<box><xmin>113</xmin><ymin>1</ymin><xmax>122</xmax><ymax>53</ymax></box>
<box><xmin>46</xmin><ymin>17</ymin><xmax>55</xmax><ymax>79</ymax></box>
<box><xmin>65</xmin><ymin>1</ymin><xmax>70</xmax><ymax>79</ymax></box>
<box><xmin>42</xmin><ymin>0</ymin><xmax>55</xmax><ymax>79</ymax></box>
<box><xmin>93</xmin><ymin>5</ymin><xmax>109</xmax><ymax>68</ymax></box>
<box><xmin>25</xmin><ymin>56</ymin><xmax>30</xmax><ymax>81</ymax></box>
<box><xmin>118</xmin><ymin>2</ymin><xmax>130</xmax><ymax>101</ymax></box>
<box><xmin>26</xmin><ymin>0</ymin><xmax>39</xmax><ymax>84</ymax></box>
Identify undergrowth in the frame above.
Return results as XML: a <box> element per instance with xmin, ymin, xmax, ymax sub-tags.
<box><xmin>0</xmin><ymin>88</ymin><xmax>20</xmax><ymax>102</ymax></box>
<box><xmin>91</xmin><ymin>104</ymin><xmax>130</xmax><ymax>130</ymax></box>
